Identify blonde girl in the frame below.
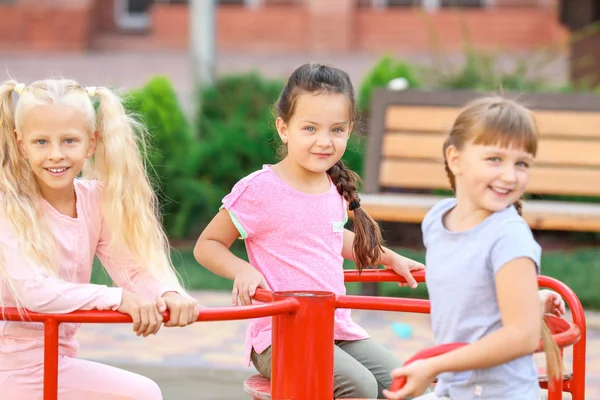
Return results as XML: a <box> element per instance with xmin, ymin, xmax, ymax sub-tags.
<box><xmin>0</xmin><ymin>79</ymin><xmax>198</xmax><ymax>399</ymax></box>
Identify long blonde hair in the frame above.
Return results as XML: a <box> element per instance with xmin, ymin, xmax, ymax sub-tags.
<box><xmin>0</xmin><ymin>79</ymin><xmax>185</xmax><ymax>308</ymax></box>
<box><xmin>442</xmin><ymin>96</ymin><xmax>562</xmax><ymax>386</ymax></box>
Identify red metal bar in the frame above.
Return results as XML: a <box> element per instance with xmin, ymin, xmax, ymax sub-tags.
<box><xmin>538</xmin><ymin>276</ymin><xmax>587</xmax><ymax>400</ymax></box>
<box><xmin>271</xmin><ymin>291</ymin><xmax>335</xmax><ymax>399</ymax></box>
<box><xmin>2</xmin><ymin>297</ymin><xmax>300</xmax><ymax>400</ymax></box>
<box><xmin>43</xmin><ymin>319</ymin><xmax>59</xmax><ymax>400</ymax></box>
<box><xmin>2</xmin><ymin>301</ymin><xmax>298</xmax><ymax>325</ymax></box>
<box><xmin>344</xmin><ymin>269</ymin><xmax>425</xmax><ymax>284</ymax></box>
<box><xmin>343</xmin><ymin>270</ymin><xmax>587</xmax><ymax>400</ymax></box>
<box><xmin>336</xmin><ymin>295</ymin><xmax>430</xmax><ymax>314</ymax></box>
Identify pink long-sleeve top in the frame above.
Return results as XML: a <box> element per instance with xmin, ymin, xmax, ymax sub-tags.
<box><xmin>0</xmin><ymin>179</ymin><xmax>173</xmax><ymax>370</ymax></box>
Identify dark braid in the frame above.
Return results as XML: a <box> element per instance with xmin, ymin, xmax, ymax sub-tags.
<box><xmin>327</xmin><ymin>160</ymin><xmax>383</xmax><ymax>273</ymax></box>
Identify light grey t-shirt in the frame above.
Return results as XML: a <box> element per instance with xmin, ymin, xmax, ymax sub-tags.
<box><xmin>423</xmin><ymin>198</ymin><xmax>542</xmax><ymax>400</ymax></box>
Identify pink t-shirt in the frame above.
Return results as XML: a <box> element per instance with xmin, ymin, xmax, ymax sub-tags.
<box><xmin>0</xmin><ymin>179</ymin><xmax>174</xmax><ymax>370</ymax></box>
<box><xmin>222</xmin><ymin>165</ymin><xmax>369</xmax><ymax>365</ymax></box>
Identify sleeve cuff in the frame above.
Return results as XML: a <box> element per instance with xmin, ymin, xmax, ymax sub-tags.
<box><xmin>103</xmin><ymin>287</ymin><xmax>124</xmax><ymax>311</ymax></box>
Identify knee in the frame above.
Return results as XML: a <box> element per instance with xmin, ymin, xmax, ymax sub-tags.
<box><xmin>134</xmin><ymin>376</ymin><xmax>162</xmax><ymax>400</ymax></box>
<box><xmin>334</xmin><ymin>370</ymin><xmax>378</xmax><ymax>398</ymax></box>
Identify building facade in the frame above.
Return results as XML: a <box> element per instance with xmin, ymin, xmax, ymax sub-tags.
<box><xmin>0</xmin><ymin>0</ymin><xmax>567</xmax><ymax>53</ymax></box>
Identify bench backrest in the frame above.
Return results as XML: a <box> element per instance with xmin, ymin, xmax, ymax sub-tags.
<box><xmin>363</xmin><ymin>89</ymin><xmax>600</xmax><ymax>198</ymax></box>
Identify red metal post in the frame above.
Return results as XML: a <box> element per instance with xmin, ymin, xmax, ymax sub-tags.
<box><xmin>539</xmin><ymin>276</ymin><xmax>586</xmax><ymax>400</ymax></box>
<box><xmin>43</xmin><ymin>318</ymin><xmax>60</xmax><ymax>400</ymax></box>
<box><xmin>271</xmin><ymin>291</ymin><xmax>335</xmax><ymax>399</ymax></box>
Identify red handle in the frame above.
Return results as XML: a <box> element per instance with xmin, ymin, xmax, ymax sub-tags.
<box><xmin>390</xmin><ymin>343</ymin><xmax>468</xmax><ymax>391</ymax></box>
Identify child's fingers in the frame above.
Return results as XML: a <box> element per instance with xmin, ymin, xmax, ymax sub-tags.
<box><xmin>402</xmin><ymin>271</ymin><xmax>418</xmax><ymax>289</ymax></box>
<box><xmin>232</xmin><ymin>286</ymin><xmax>239</xmax><ymax>306</ymax></box>
<box><xmin>382</xmin><ymin>388</ymin><xmax>406</xmax><ymax>400</ymax></box>
<box><xmin>410</xmin><ymin>261</ymin><xmax>426</xmax><ymax>271</ymax></box>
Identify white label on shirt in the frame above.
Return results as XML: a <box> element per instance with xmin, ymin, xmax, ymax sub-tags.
<box><xmin>474</xmin><ymin>385</ymin><xmax>483</xmax><ymax>396</ymax></box>
<box><xmin>332</xmin><ymin>220</ymin><xmax>345</xmax><ymax>233</ymax></box>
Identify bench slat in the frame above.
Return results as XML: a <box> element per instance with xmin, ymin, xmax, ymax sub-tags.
<box><xmin>382</xmin><ymin>133</ymin><xmax>600</xmax><ymax>168</ymax></box>
<box><xmin>379</xmin><ymin>159</ymin><xmax>600</xmax><ymax>197</ymax></box>
<box><xmin>385</xmin><ymin>106</ymin><xmax>600</xmax><ymax>138</ymax></box>
<box><xmin>360</xmin><ymin>193</ymin><xmax>600</xmax><ymax>231</ymax></box>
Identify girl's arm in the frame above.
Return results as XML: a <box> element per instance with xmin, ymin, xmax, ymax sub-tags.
<box><xmin>194</xmin><ymin>209</ymin><xmax>268</xmax><ymax>306</ymax></box>
<box><xmin>96</xmin><ymin>227</ymin><xmax>179</xmax><ymax>301</ymax></box>
<box><xmin>384</xmin><ymin>257</ymin><xmax>540</xmax><ymax>399</ymax></box>
<box><xmin>430</xmin><ymin>257</ymin><xmax>540</xmax><ymax>370</ymax></box>
<box><xmin>342</xmin><ymin>229</ymin><xmax>424</xmax><ymax>288</ymax></box>
<box><xmin>1</xmin><ymin>240</ymin><xmax>122</xmax><ymax>314</ymax></box>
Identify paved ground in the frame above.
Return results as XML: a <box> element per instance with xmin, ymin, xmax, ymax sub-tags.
<box><xmin>76</xmin><ymin>290</ymin><xmax>599</xmax><ymax>400</ymax></box>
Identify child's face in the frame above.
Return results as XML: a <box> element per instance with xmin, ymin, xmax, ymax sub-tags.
<box><xmin>448</xmin><ymin>142</ymin><xmax>534</xmax><ymax>213</ymax></box>
<box><xmin>276</xmin><ymin>91</ymin><xmax>352</xmax><ymax>174</ymax></box>
<box><xmin>16</xmin><ymin>104</ymin><xmax>95</xmax><ymax>199</ymax></box>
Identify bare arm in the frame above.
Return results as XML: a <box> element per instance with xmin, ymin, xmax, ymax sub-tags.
<box><xmin>193</xmin><ymin>209</ymin><xmax>251</xmax><ymax>280</ymax></box>
<box><xmin>194</xmin><ymin>209</ymin><xmax>268</xmax><ymax>305</ymax></box>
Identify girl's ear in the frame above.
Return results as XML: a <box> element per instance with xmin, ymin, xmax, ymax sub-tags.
<box><xmin>276</xmin><ymin>117</ymin><xmax>288</xmax><ymax>144</ymax></box>
<box><xmin>14</xmin><ymin>129</ymin><xmax>26</xmax><ymax>159</ymax></box>
<box><xmin>87</xmin><ymin>130</ymin><xmax>98</xmax><ymax>158</ymax></box>
<box><xmin>445</xmin><ymin>144</ymin><xmax>462</xmax><ymax>176</ymax></box>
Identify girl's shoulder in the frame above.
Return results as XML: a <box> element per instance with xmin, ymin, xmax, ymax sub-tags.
<box><xmin>422</xmin><ymin>198</ymin><xmax>456</xmax><ymax>232</ymax></box>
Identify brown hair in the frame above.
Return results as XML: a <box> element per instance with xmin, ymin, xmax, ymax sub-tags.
<box><xmin>443</xmin><ymin>96</ymin><xmax>562</xmax><ymax>386</ymax></box>
<box><xmin>274</xmin><ymin>63</ymin><xmax>383</xmax><ymax>272</ymax></box>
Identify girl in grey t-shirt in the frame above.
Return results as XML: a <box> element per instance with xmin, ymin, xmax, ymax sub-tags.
<box><xmin>384</xmin><ymin>97</ymin><xmax>565</xmax><ymax>400</ymax></box>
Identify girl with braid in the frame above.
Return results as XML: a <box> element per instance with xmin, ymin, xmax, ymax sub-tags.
<box><xmin>384</xmin><ymin>97</ymin><xmax>565</xmax><ymax>400</ymax></box>
<box><xmin>194</xmin><ymin>63</ymin><xmax>425</xmax><ymax>398</ymax></box>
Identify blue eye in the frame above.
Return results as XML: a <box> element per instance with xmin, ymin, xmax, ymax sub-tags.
<box><xmin>333</xmin><ymin>127</ymin><xmax>345</xmax><ymax>133</ymax></box>
<box><xmin>304</xmin><ymin>126</ymin><xmax>315</xmax><ymax>132</ymax></box>
<box><xmin>36</xmin><ymin>139</ymin><xmax>47</xmax><ymax>145</ymax></box>
<box><xmin>516</xmin><ymin>161</ymin><xmax>530</xmax><ymax>168</ymax></box>
<box><xmin>487</xmin><ymin>157</ymin><xmax>501</xmax><ymax>162</ymax></box>
<box><xmin>65</xmin><ymin>138</ymin><xmax>76</xmax><ymax>144</ymax></box>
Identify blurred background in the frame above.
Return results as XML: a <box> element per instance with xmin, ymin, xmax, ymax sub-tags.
<box><xmin>1</xmin><ymin>0</ymin><xmax>599</xmax><ymax>399</ymax></box>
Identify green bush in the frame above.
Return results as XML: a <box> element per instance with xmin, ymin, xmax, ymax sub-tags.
<box><xmin>194</xmin><ymin>73</ymin><xmax>283</xmax><ymax>216</ymax></box>
<box><xmin>429</xmin><ymin>47</ymin><xmax>552</xmax><ymax>92</ymax></box>
<box><xmin>357</xmin><ymin>55</ymin><xmax>423</xmax><ymax>113</ymax></box>
<box><xmin>196</xmin><ymin>72</ymin><xmax>370</xmax><ymax>208</ymax></box>
<box><xmin>126</xmin><ymin>77</ymin><xmax>211</xmax><ymax>238</ymax></box>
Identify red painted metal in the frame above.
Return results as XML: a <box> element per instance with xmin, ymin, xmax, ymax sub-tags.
<box><xmin>0</xmin><ymin>269</ymin><xmax>586</xmax><ymax>400</ymax></box>
<box><xmin>243</xmin><ymin>375</ymin><xmax>271</xmax><ymax>400</ymax></box>
<box><xmin>343</xmin><ymin>270</ymin><xmax>587</xmax><ymax>400</ymax></box>
<box><xmin>271</xmin><ymin>291</ymin><xmax>335</xmax><ymax>400</ymax></box>
<box><xmin>538</xmin><ymin>275</ymin><xmax>587</xmax><ymax>400</ymax></box>
<box><xmin>344</xmin><ymin>269</ymin><xmax>425</xmax><ymax>284</ymax></box>
<box><xmin>336</xmin><ymin>295</ymin><xmax>430</xmax><ymax>314</ymax></box>
<box><xmin>43</xmin><ymin>319</ymin><xmax>60</xmax><ymax>400</ymax></box>
<box><xmin>389</xmin><ymin>343</ymin><xmax>468</xmax><ymax>391</ymax></box>
<box><xmin>1</xmin><ymin>298</ymin><xmax>300</xmax><ymax>400</ymax></box>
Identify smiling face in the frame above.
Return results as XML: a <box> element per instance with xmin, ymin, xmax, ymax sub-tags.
<box><xmin>446</xmin><ymin>141</ymin><xmax>534</xmax><ymax>215</ymax></box>
<box><xmin>16</xmin><ymin>103</ymin><xmax>96</xmax><ymax>200</ymax></box>
<box><xmin>276</xmin><ymin>91</ymin><xmax>353</xmax><ymax>176</ymax></box>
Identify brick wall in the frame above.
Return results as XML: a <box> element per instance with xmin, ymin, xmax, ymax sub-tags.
<box><xmin>0</xmin><ymin>1</ymin><xmax>568</xmax><ymax>54</ymax></box>
<box><xmin>354</xmin><ymin>8</ymin><xmax>567</xmax><ymax>53</ymax></box>
<box><xmin>150</xmin><ymin>3</ymin><xmax>567</xmax><ymax>53</ymax></box>
<box><xmin>0</xmin><ymin>0</ymin><xmax>96</xmax><ymax>52</ymax></box>
<box><xmin>150</xmin><ymin>4</ymin><xmax>309</xmax><ymax>51</ymax></box>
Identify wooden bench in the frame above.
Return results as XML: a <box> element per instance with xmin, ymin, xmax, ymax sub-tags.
<box><xmin>361</xmin><ymin>88</ymin><xmax>600</xmax><ymax>232</ymax></box>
